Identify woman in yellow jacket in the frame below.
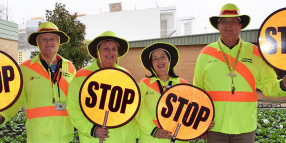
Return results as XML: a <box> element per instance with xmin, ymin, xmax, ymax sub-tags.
<box><xmin>67</xmin><ymin>31</ymin><xmax>137</xmax><ymax>142</ymax></box>
<box><xmin>136</xmin><ymin>42</ymin><xmax>190</xmax><ymax>143</ymax></box>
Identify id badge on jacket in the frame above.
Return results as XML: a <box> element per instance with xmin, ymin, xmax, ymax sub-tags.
<box><xmin>55</xmin><ymin>102</ymin><xmax>66</xmax><ymax>110</ymax></box>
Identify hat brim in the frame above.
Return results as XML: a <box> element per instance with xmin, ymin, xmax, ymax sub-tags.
<box><xmin>209</xmin><ymin>15</ymin><xmax>250</xmax><ymax>30</ymax></box>
<box><xmin>88</xmin><ymin>36</ymin><xmax>129</xmax><ymax>59</ymax></box>
<box><xmin>28</xmin><ymin>31</ymin><xmax>69</xmax><ymax>46</ymax></box>
<box><xmin>141</xmin><ymin>42</ymin><xmax>178</xmax><ymax>73</ymax></box>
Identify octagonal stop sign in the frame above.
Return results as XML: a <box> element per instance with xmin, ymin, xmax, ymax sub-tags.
<box><xmin>157</xmin><ymin>84</ymin><xmax>214</xmax><ymax>141</ymax></box>
<box><xmin>79</xmin><ymin>68</ymin><xmax>140</xmax><ymax>128</ymax></box>
<box><xmin>0</xmin><ymin>51</ymin><xmax>23</xmax><ymax>111</ymax></box>
<box><xmin>258</xmin><ymin>8</ymin><xmax>286</xmax><ymax>71</ymax></box>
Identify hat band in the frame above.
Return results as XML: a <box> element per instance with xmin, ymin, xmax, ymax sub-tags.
<box><xmin>97</xmin><ymin>39</ymin><xmax>120</xmax><ymax>48</ymax></box>
<box><xmin>149</xmin><ymin>48</ymin><xmax>171</xmax><ymax>60</ymax></box>
<box><xmin>220</xmin><ymin>10</ymin><xmax>239</xmax><ymax>16</ymax></box>
<box><xmin>39</xmin><ymin>28</ymin><xmax>59</xmax><ymax>32</ymax></box>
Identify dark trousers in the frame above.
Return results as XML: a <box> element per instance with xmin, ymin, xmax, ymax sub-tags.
<box><xmin>207</xmin><ymin>131</ymin><xmax>255</xmax><ymax>143</ymax></box>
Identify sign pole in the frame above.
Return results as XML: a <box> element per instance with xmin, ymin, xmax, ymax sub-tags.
<box><xmin>99</xmin><ymin>111</ymin><xmax>109</xmax><ymax>143</ymax></box>
<box><xmin>170</xmin><ymin>123</ymin><xmax>181</xmax><ymax>143</ymax></box>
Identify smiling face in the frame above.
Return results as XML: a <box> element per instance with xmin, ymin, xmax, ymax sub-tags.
<box><xmin>151</xmin><ymin>49</ymin><xmax>170</xmax><ymax>78</ymax></box>
<box><xmin>97</xmin><ymin>40</ymin><xmax>119</xmax><ymax>68</ymax></box>
<box><xmin>37</xmin><ymin>33</ymin><xmax>59</xmax><ymax>59</ymax></box>
<box><xmin>217</xmin><ymin>17</ymin><xmax>242</xmax><ymax>42</ymax></box>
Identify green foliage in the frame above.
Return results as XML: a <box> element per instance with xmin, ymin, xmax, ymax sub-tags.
<box><xmin>256</xmin><ymin>109</ymin><xmax>286</xmax><ymax>143</ymax></box>
<box><xmin>30</xmin><ymin>51</ymin><xmax>39</xmax><ymax>59</ymax></box>
<box><xmin>190</xmin><ymin>109</ymin><xmax>286</xmax><ymax>143</ymax></box>
<box><xmin>0</xmin><ymin>111</ymin><xmax>79</xmax><ymax>142</ymax></box>
<box><xmin>45</xmin><ymin>3</ymin><xmax>92</xmax><ymax>70</ymax></box>
<box><xmin>0</xmin><ymin>111</ymin><xmax>27</xmax><ymax>143</ymax></box>
<box><xmin>189</xmin><ymin>139</ymin><xmax>206</xmax><ymax>143</ymax></box>
<box><xmin>1</xmin><ymin>109</ymin><xmax>285</xmax><ymax>142</ymax></box>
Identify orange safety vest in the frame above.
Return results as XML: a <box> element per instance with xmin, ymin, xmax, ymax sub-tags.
<box><xmin>66</xmin><ymin>59</ymin><xmax>136</xmax><ymax>143</ymax></box>
<box><xmin>193</xmin><ymin>37</ymin><xmax>286</xmax><ymax>134</ymax></box>
<box><xmin>0</xmin><ymin>54</ymin><xmax>76</xmax><ymax>143</ymax></box>
<box><xmin>136</xmin><ymin>77</ymin><xmax>189</xmax><ymax>143</ymax></box>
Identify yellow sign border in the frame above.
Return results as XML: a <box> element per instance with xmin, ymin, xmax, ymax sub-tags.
<box><xmin>156</xmin><ymin>83</ymin><xmax>214</xmax><ymax>141</ymax></box>
<box><xmin>79</xmin><ymin>68</ymin><xmax>141</xmax><ymax>128</ymax></box>
<box><xmin>258</xmin><ymin>8</ymin><xmax>286</xmax><ymax>71</ymax></box>
<box><xmin>0</xmin><ymin>51</ymin><xmax>23</xmax><ymax>112</ymax></box>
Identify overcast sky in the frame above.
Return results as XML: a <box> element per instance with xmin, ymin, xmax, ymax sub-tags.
<box><xmin>1</xmin><ymin>0</ymin><xmax>286</xmax><ymax>34</ymax></box>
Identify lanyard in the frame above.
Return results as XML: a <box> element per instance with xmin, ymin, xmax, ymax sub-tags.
<box><xmin>156</xmin><ymin>80</ymin><xmax>172</xmax><ymax>95</ymax></box>
<box><xmin>41</xmin><ymin>58</ymin><xmax>62</xmax><ymax>103</ymax></box>
<box><xmin>218</xmin><ymin>40</ymin><xmax>242</xmax><ymax>94</ymax></box>
<box><xmin>51</xmin><ymin>64</ymin><xmax>62</xmax><ymax>104</ymax></box>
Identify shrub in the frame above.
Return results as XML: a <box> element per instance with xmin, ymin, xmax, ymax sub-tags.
<box><xmin>1</xmin><ymin>109</ymin><xmax>285</xmax><ymax>142</ymax></box>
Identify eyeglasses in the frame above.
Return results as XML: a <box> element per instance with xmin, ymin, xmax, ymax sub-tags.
<box><xmin>219</xmin><ymin>19</ymin><xmax>240</xmax><ymax>26</ymax></box>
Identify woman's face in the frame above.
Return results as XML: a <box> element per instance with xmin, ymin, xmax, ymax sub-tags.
<box><xmin>151</xmin><ymin>49</ymin><xmax>169</xmax><ymax>77</ymax></box>
<box><xmin>97</xmin><ymin>40</ymin><xmax>119</xmax><ymax>68</ymax></box>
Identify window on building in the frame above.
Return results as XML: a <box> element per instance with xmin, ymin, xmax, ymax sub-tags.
<box><xmin>18</xmin><ymin>51</ymin><xmax>24</xmax><ymax>64</ymax></box>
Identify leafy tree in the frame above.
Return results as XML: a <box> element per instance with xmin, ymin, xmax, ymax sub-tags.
<box><xmin>45</xmin><ymin>3</ymin><xmax>92</xmax><ymax>70</ymax></box>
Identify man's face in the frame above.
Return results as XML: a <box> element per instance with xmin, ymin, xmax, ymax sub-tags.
<box><xmin>217</xmin><ymin>17</ymin><xmax>242</xmax><ymax>41</ymax></box>
<box><xmin>37</xmin><ymin>33</ymin><xmax>59</xmax><ymax>58</ymax></box>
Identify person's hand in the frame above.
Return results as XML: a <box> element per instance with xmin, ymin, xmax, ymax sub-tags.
<box><xmin>282</xmin><ymin>76</ymin><xmax>286</xmax><ymax>89</ymax></box>
<box><xmin>208</xmin><ymin>121</ymin><xmax>215</xmax><ymax>130</ymax></box>
<box><xmin>199</xmin><ymin>121</ymin><xmax>215</xmax><ymax>140</ymax></box>
<box><xmin>94</xmin><ymin>127</ymin><xmax>109</xmax><ymax>141</ymax></box>
<box><xmin>155</xmin><ymin>128</ymin><xmax>172</xmax><ymax>139</ymax></box>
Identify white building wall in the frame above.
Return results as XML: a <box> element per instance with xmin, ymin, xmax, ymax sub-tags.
<box><xmin>160</xmin><ymin>7</ymin><xmax>176</xmax><ymax>37</ymax></box>
<box><xmin>175</xmin><ymin>17</ymin><xmax>194</xmax><ymax>36</ymax></box>
<box><xmin>78</xmin><ymin>8</ymin><xmax>161</xmax><ymax>41</ymax></box>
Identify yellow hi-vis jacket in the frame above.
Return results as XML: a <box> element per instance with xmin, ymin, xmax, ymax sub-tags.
<box><xmin>193</xmin><ymin>37</ymin><xmax>286</xmax><ymax>135</ymax></box>
<box><xmin>0</xmin><ymin>54</ymin><xmax>76</xmax><ymax>143</ymax></box>
<box><xmin>136</xmin><ymin>76</ymin><xmax>189</xmax><ymax>143</ymax></box>
<box><xmin>66</xmin><ymin>59</ymin><xmax>137</xmax><ymax>143</ymax></box>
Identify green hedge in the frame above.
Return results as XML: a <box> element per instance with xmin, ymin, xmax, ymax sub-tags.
<box><xmin>190</xmin><ymin>108</ymin><xmax>286</xmax><ymax>143</ymax></box>
<box><xmin>1</xmin><ymin>109</ymin><xmax>285</xmax><ymax>142</ymax></box>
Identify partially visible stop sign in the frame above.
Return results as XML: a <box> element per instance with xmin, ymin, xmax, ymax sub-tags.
<box><xmin>157</xmin><ymin>84</ymin><xmax>214</xmax><ymax>140</ymax></box>
<box><xmin>79</xmin><ymin>68</ymin><xmax>140</xmax><ymax>128</ymax></box>
<box><xmin>258</xmin><ymin>8</ymin><xmax>286</xmax><ymax>71</ymax></box>
<box><xmin>0</xmin><ymin>51</ymin><xmax>23</xmax><ymax>111</ymax></box>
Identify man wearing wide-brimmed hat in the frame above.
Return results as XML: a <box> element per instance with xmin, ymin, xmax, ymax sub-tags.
<box><xmin>193</xmin><ymin>3</ymin><xmax>286</xmax><ymax>143</ymax></box>
<box><xmin>66</xmin><ymin>31</ymin><xmax>137</xmax><ymax>142</ymax></box>
<box><xmin>0</xmin><ymin>22</ymin><xmax>76</xmax><ymax>142</ymax></box>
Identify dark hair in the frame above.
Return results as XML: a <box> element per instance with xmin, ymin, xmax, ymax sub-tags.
<box><xmin>145</xmin><ymin>51</ymin><xmax>179</xmax><ymax>78</ymax></box>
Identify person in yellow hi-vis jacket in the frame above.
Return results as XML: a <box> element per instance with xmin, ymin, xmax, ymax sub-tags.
<box><xmin>66</xmin><ymin>31</ymin><xmax>137</xmax><ymax>142</ymax></box>
<box><xmin>0</xmin><ymin>22</ymin><xmax>76</xmax><ymax>142</ymax></box>
<box><xmin>136</xmin><ymin>42</ymin><xmax>214</xmax><ymax>143</ymax></box>
<box><xmin>193</xmin><ymin>3</ymin><xmax>286</xmax><ymax>143</ymax></box>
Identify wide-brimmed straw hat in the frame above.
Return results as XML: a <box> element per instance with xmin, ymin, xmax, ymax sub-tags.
<box><xmin>27</xmin><ymin>22</ymin><xmax>69</xmax><ymax>46</ymax></box>
<box><xmin>88</xmin><ymin>31</ymin><xmax>129</xmax><ymax>59</ymax></box>
<box><xmin>209</xmin><ymin>3</ymin><xmax>250</xmax><ymax>30</ymax></box>
<box><xmin>141</xmin><ymin>42</ymin><xmax>179</xmax><ymax>73</ymax></box>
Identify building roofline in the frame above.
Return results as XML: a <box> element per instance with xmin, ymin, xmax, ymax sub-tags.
<box><xmin>129</xmin><ymin>29</ymin><xmax>259</xmax><ymax>48</ymax></box>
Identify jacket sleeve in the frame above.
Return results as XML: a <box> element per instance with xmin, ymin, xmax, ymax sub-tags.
<box><xmin>66</xmin><ymin>77</ymin><xmax>94</xmax><ymax>137</ymax></box>
<box><xmin>0</xmin><ymin>79</ymin><xmax>26</xmax><ymax>125</ymax></box>
<box><xmin>256</xmin><ymin>60</ymin><xmax>286</xmax><ymax>97</ymax></box>
<box><xmin>135</xmin><ymin>82</ymin><xmax>158</xmax><ymax>136</ymax></box>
